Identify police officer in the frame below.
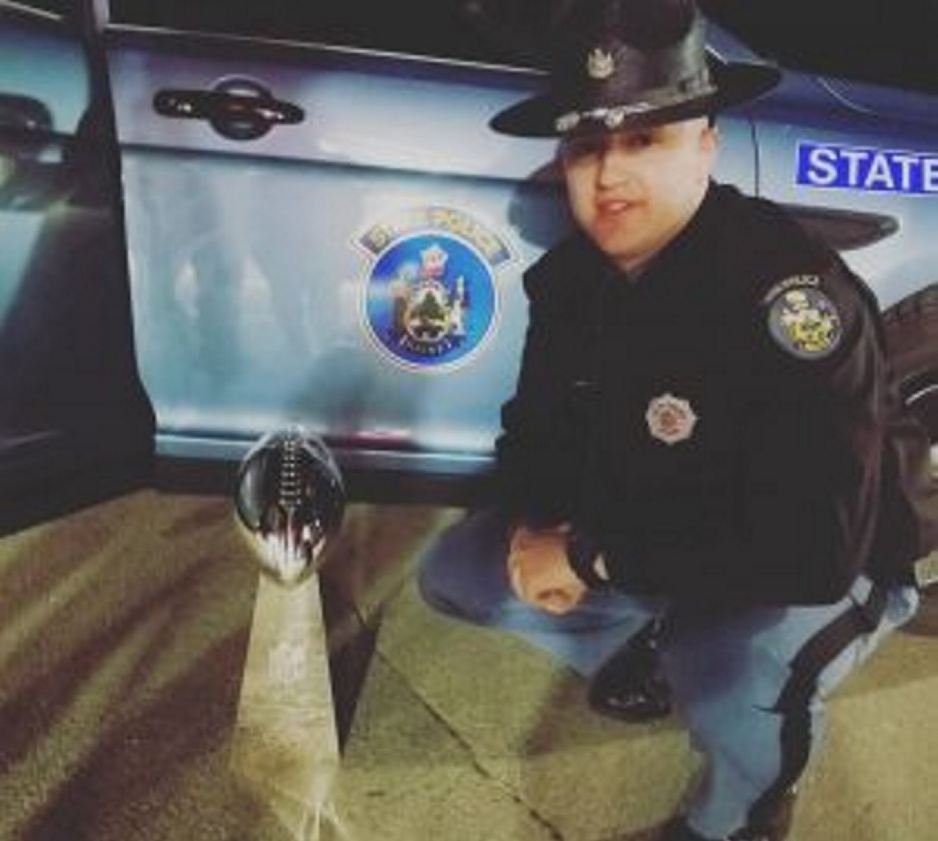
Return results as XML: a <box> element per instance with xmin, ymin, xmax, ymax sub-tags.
<box><xmin>418</xmin><ymin>1</ymin><xmax>938</xmax><ymax>839</ymax></box>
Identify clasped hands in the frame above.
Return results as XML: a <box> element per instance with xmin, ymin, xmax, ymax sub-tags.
<box><xmin>507</xmin><ymin>523</ymin><xmax>587</xmax><ymax>615</ymax></box>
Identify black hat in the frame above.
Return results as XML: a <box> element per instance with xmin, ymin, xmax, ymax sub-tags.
<box><xmin>491</xmin><ymin>0</ymin><xmax>781</xmax><ymax>137</ymax></box>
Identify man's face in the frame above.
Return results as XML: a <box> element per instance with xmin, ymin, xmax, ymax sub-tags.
<box><xmin>560</xmin><ymin>117</ymin><xmax>718</xmax><ymax>275</ymax></box>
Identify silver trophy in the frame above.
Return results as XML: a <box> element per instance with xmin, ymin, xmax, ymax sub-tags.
<box><xmin>234</xmin><ymin>427</ymin><xmax>346</xmax><ymax>586</ymax></box>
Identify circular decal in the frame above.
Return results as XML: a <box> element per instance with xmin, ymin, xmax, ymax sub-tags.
<box><xmin>767</xmin><ymin>285</ymin><xmax>843</xmax><ymax>360</ymax></box>
<box><xmin>360</xmin><ymin>231</ymin><xmax>499</xmax><ymax>372</ymax></box>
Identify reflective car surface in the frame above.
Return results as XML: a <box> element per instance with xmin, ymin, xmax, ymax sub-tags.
<box><xmin>1</xmin><ymin>0</ymin><xmax>936</xmax><ymax>508</ymax></box>
<box><xmin>0</xmin><ymin>1</ymin><xmax>153</xmax><ymax>527</ymax></box>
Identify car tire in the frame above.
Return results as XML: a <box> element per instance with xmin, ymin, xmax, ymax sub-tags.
<box><xmin>883</xmin><ymin>284</ymin><xmax>938</xmax><ymax>453</ymax></box>
<box><xmin>884</xmin><ymin>285</ymin><xmax>938</xmax><ymax>593</ymax></box>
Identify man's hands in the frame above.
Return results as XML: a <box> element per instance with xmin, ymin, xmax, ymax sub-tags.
<box><xmin>507</xmin><ymin>523</ymin><xmax>587</xmax><ymax>614</ymax></box>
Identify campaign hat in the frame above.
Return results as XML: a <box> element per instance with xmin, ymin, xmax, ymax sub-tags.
<box><xmin>490</xmin><ymin>0</ymin><xmax>781</xmax><ymax>137</ymax></box>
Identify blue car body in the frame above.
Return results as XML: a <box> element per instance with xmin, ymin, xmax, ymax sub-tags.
<box><xmin>1</xmin><ymin>0</ymin><xmax>935</xmax><ymax>507</ymax></box>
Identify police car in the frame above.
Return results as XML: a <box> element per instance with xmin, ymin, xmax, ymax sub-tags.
<box><xmin>0</xmin><ymin>0</ymin><xmax>935</xmax><ymax>520</ymax></box>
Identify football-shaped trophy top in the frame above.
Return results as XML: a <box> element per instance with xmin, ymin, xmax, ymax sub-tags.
<box><xmin>234</xmin><ymin>428</ymin><xmax>346</xmax><ymax>586</ymax></box>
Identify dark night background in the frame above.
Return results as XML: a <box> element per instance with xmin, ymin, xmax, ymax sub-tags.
<box><xmin>99</xmin><ymin>0</ymin><xmax>938</xmax><ymax>97</ymax></box>
<box><xmin>702</xmin><ymin>0</ymin><xmax>938</xmax><ymax>95</ymax></box>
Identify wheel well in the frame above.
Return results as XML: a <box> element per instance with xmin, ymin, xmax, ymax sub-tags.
<box><xmin>882</xmin><ymin>284</ymin><xmax>938</xmax><ymax>442</ymax></box>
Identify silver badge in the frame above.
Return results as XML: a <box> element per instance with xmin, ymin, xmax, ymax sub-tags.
<box><xmin>587</xmin><ymin>48</ymin><xmax>615</xmax><ymax>80</ymax></box>
<box><xmin>646</xmin><ymin>394</ymin><xmax>698</xmax><ymax>445</ymax></box>
<box><xmin>555</xmin><ymin>111</ymin><xmax>582</xmax><ymax>133</ymax></box>
<box><xmin>603</xmin><ymin>107</ymin><xmax>627</xmax><ymax>129</ymax></box>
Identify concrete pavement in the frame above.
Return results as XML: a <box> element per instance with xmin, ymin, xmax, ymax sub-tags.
<box><xmin>1</xmin><ymin>490</ymin><xmax>936</xmax><ymax>841</ymax></box>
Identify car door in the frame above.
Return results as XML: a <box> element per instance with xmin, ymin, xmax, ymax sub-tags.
<box><xmin>103</xmin><ymin>0</ymin><xmax>758</xmax><ymax>487</ymax></box>
<box><xmin>0</xmin><ymin>0</ymin><xmax>153</xmax><ymax>531</ymax></box>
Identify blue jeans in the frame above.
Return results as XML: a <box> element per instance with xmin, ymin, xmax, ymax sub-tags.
<box><xmin>417</xmin><ymin>508</ymin><xmax>919</xmax><ymax>838</ymax></box>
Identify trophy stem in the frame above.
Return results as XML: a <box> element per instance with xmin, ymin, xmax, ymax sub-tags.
<box><xmin>230</xmin><ymin>572</ymin><xmax>342</xmax><ymax>840</ymax></box>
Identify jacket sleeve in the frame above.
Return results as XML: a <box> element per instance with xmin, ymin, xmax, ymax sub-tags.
<box><xmin>735</xmin><ymin>261</ymin><xmax>887</xmax><ymax>602</ymax></box>
<box><xmin>493</xmin><ymin>247</ymin><xmax>599</xmax><ymax>527</ymax></box>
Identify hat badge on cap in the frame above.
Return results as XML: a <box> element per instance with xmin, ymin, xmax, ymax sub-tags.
<box><xmin>587</xmin><ymin>48</ymin><xmax>615</xmax><ymax>80</ymax></box>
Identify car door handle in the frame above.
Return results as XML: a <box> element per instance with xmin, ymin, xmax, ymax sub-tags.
<box><xmin>153</xmin><ymin>77</ymin><xmax>304</xmax><ymax>141</ymax></box>
<box><xmin>0</xmin><ymin>92</ymin><xmax>53</xmax><ymax>141</ymax></box>
<box><xmin>0</xmin><ymin>93</ymin><xmax>62</xmax><ymax>210</ymax></box>
<box><xmin>0</xmin><ymin>93</ymin><xmax>52</xmax><ymax>129</ymax></box>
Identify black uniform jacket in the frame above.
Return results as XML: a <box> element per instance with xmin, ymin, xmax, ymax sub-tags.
<box><xmin>495</xmin><ymin>182</ymin><xmax>937</xmax><ymax>605</ymax></box>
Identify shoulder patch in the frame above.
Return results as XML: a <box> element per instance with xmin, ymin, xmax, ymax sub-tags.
<box><xmin>765</xmin><ymin>278</ymin><xmax>843</xmax><ymax>359</ymax></box>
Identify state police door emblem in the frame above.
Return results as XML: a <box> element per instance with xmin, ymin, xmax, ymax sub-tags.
<box><xmin>357</xmin><ymin>207</ymin><xmax>512</xmax><ymax>373</ymax></box>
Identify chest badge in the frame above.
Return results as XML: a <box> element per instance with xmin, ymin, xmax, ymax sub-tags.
<box><xmin>646</xmin><ymin>393</ymin><xmax>698</xmax><ymax>446</ymax></box>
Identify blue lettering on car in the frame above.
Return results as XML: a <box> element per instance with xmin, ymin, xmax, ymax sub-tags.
<box><xmin>796</xmin><ymin>141</ymin><xmax>938</xmax><ymax>194</ymax></box>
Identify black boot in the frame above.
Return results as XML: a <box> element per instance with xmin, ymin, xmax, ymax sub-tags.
<box><xmin>656</xmin><ymin>787</ymin><xmax>798</xmax><ymax>841</ymax></box>
<box><xmin>656</xmin><ymin>818</ymin><xmax>715</xmax><ymax>841</ymax></box>
<box><xmin>729</xmin><ymin>787</ymin><xmax>798</xmax><ymax>841</ymax></box>
<box><xmin>588</xmin><ymin>619</ymin><xmax>672</xmax><ymax>721</ymax></box>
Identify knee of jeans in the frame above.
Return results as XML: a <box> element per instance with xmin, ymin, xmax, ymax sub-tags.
<box><xmin>415</xmin><ymin>548</ymin><xmax>491</xmax><ymax>624</ymax></box>
<box><xmin>414</xmin><ymin>509</ymin><xmax>513</xmax><ymax>624</ymax></box>
<box><xmin>416</xmin><ymin>549</ymin><xmax>456</xmax><ymax>606</ymax></box>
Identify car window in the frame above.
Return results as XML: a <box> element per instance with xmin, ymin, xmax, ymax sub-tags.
<box><xmin>109</xmin><ymin>0</ymin><xmax>563</xmax><ymax>68</ymax></box>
